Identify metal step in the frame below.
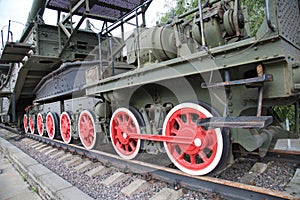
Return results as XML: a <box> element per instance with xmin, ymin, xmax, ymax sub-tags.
<box><xmin>197</xmin><ymin>116</ymin><xmax>273</xmax><ymax>129</ymax></box>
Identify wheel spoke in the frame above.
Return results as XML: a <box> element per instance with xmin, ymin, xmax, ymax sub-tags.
<box><xmin>175</xmin><ymin>117</ymin><xmax>184</xmax><ymax>127</ymax></box>
<box><xmin>198</xmin><ymin>151</ymin><xmax>209</xmax><ymax>163</ymax></box>
<box><xmin>125</xmin><ymin>144</ymin><xmax>129</xmax><ymax>152</ymax></box>
<box><xmin>126</xmin><ymin>118</ymin><xmax>133</xmax><ymax>127</ymax></box>
<box><xmin>171</xmin><ymin>128</ymin><xmax>179</xmax><ymax>135</ymax></box>
<box><xmin>178</xmin><ymin>152</ymin><xmax>185</xmax><ymax>160</ymax></box>
<box><xmin>129</xmin><ymin>141</ymin><xmax>136</xmax><ymax>150</ymax></box>
<box><xmin>116</xmin><ymin>116</ymin><xmax>122</xmax><ymax>125</ymax></box>
<box><xmin>190</xmin><ymin>154</ymin><xmax>196</xmax><ymax>165</ymax></box>
<box><xmin>185</xmin><ymin>113</ymin><xmax>192</xmax><ymax>124</ymax></box>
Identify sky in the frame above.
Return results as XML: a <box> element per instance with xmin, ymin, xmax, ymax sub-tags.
<box><xmin>0</xmin><ymin>0</ymin><xmax>173</xmax><ymax>50</ymax></box>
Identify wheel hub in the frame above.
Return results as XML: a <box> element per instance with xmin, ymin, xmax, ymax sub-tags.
<box><xmin>122</xmin><ymin>132</ymin><xmax>128</xmax><ymax>139</ymax></box>
<box><xmin>194</xmin><ymin>138</ymin><xmax>202</xmax><ymax>147</ymax></box>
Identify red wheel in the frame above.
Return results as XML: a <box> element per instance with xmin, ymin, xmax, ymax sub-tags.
<box><xmin>60</xmin><ymin>111</ymin><xmax>72</xmax><ymax>144</ymax></box>
<box><xmin>23</xmin><ymin>114</ymin><xmax>29</xmax><ymax>133</ymax></box>
<box><xmin>46</xmin><ymin>112</ymin><xmax>58</xmax><ymax>139</ymax></box>
<box><xmin>29</xmin><ymin>115</ymin><xmax>35</xmax><ymax>134</ymax></box>
<box><xmin>110</xmin><ymin>108</ymin><xmax>141</xmax><ymax>159</ymax></box>
<box><xmin>37</xmin><ymin>113</ymin><xmax>44</xmax><ymax>136</ymax></box>
<box><xmin>163</xmin><ymin>102</ymin><xmax>224</xmax><ymax>175</ymax></box>
<box><xmin>78</xmin><ymin>110</ymin><xmax>97</xmax><ymax>149</ymax></box>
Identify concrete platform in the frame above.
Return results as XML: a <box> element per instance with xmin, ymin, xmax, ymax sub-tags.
<box><xmin>0</xmin><ymin>136</ymin><xmax>93</xmax><ymax>200</ymax></box>
<box><xmin>0</xmin><ymin>151</ymin><xmax>41</xmax><ymax>200</ymax></box>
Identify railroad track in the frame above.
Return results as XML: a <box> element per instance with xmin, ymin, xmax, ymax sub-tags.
<box><xmin>0</xmin><ymin>125</ymin><xmax>299</xmax><ymax>200</ymax></box>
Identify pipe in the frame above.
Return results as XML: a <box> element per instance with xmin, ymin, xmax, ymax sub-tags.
<box><xmin>25</xmin><ymin>0</ymin><xmax>47</xmax><ymax>27</ymax></box>
<box><xmin>7</xmin><ymin>20</ymin><xmax>11</xmax><ymax>42</ymax></box>
<box><xmin>198</xmin><ymin>0</ymin><xmax>206</xmax><ymax>46</ymax></box>
<box><xmin>265</xmin><ymin>0</ymin><xmax>276</xmax><ymax>32</ymax></box>
<box><xmin>295</xmin><ymin>101</ymin><xmax>299</xmax><ymax>136</ymax></box>
<box><xmin>98</xmin><ymin>33</ymin><xmax>103</xmax><ymax>80</ymax></box>
<box><xmin>1</xmin><ymin>30</ymin><xmax>4</xmax><ymax>49</ymax></box>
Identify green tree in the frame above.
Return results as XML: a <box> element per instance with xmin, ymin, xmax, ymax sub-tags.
<box><xmin>159</xmin><ymin>0</ymin><xmax>199</xmax><ymax>23</ymax></box>
<box><xmin>240</xmin><ymin>0</ymin><xmax>265</xmax><ymax>36</ymax></box>
<box><xmin>159</xmin><ymin>0</ymin><xmax>265</xmax><ymax>35</ymax></box>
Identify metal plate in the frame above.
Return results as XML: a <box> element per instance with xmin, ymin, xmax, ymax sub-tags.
<box><xmin>11</xmin><ymin>55</ymin><xmax>61</xmax><ymax>114</ymax></box>
<box><xmin>46</xmin><ymin>0</ymin><xmax>148</xmax><ymax>22</ymax></box>
<box><xmin>0</xmin><ymin>42</ymin><xmax>32</xmax><ymax>64</ymax></box>
<box><xmin>277</xmin><ymin>0</ymin><xmax>300</xmax><ymax>49</ymax></box>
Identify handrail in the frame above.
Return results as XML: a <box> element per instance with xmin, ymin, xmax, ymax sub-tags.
<box><xmin>100</xmin><ymin>0</ymin><xmax>153</xmax><ymax>36</ymax></box>
<box><xmin>265</xmin><ymin>0</ymin><xmax>276</xmax><ymax>32</ymax></box>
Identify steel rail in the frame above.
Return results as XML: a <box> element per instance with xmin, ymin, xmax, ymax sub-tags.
<box><xmin>22</xmin><ymin>132</ymin><xmax>296</xmax><ymax>200</ymax></box>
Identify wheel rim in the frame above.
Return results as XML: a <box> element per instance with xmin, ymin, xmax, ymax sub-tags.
<box><xmin>23</xmin><ymin>114</ymin><xmax>29</xmax><ymax>133</ymax></box>
<box><xmin>78</xmin><ymin>110</ymin><xmax>96</xmax><ymax>149</ymax></box>
<box><xmin>110</xmin><ymin>108</ymin><xmax>141</xmax><ymax>159</ymax></box>
<box><xmin>29</xmin><ymin>116</ymin><xmax>35</xmax><ymax>134</ymax></box>
<box><xmin>163</xmin><ymin>102</ymin><xmax>223</xmax><ymax>175</ymax></box>
<box><xmin>60</xmin><ymin>112</ymin><xmax>72</xmax><ymax>144</ymax></box>
<box><xmin>37</xmin><ymin>113</ymin><xmax>44</xmax><ymax>136</ymax></box>
<box><xmin>46</xmin><ymin>112</ymin><xmax>57</xmax><ymax>139</ymax></box>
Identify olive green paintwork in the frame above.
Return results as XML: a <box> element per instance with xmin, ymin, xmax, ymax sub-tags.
<box><xmin>85</xmin><ymin>0</ymin><xmax>300</xmax><ymax>153</ymax></box>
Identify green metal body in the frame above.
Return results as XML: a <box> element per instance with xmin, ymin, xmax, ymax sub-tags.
<box><xmin>85</xmin><ymin>0</ymin><xmax>300</xmax><ymax>155</ymax></box>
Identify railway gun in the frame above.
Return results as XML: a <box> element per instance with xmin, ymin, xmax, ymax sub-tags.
<box><xmin>0</xmin><ymin>0</ymin><xmax>299</xmax><ymax>175</ymax></box>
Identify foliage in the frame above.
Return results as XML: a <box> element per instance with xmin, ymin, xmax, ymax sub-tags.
<box><xmin>159</xmin><ymin>0</ymin><xmax>200</xmax><ymax>23</ymax></box>
<box><xmin>159</xmin><ymin>0</ymin><xmax>265</xmax><ymax>35</ymax></box>
<box><xmin>240</xmin><ymin>0</ymin><xmax>265</xmax><ymax>36</ymax></box>
<box><xmin>273</xmin><ymin>105</ymin><xmax>298</xmax><ymax>132</ymax></box>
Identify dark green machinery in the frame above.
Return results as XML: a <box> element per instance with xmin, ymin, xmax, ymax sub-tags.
<box><xmin>0</xmin><ymin>0</ymin><xmax>299</xmax><ymax>175</ymax></box>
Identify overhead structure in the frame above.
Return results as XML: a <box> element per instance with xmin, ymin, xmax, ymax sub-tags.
<box><xmin>45</xmin><ymin>0</ymin><xmax>152</xmax><ymax>56</ymax></box>
<box><xmin>0</xmin><ymin>0</ymin><xmax>153</xmax><ymax>120</ymax></box>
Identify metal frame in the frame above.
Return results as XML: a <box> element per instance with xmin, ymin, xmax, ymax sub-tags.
<box><xmin>97</xmin><ymin>0</ymin><xmax>152</xmax><ymax>78</ymax></box>
<box><xmin>57</xmin><ymin>0</ymin><xmax>87</xmax><ymax>57</ymax></box>
<box><xmin>55</xmin><ymin>0</ymin><xmax>152</xmax><ymax>59</ymax></box>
